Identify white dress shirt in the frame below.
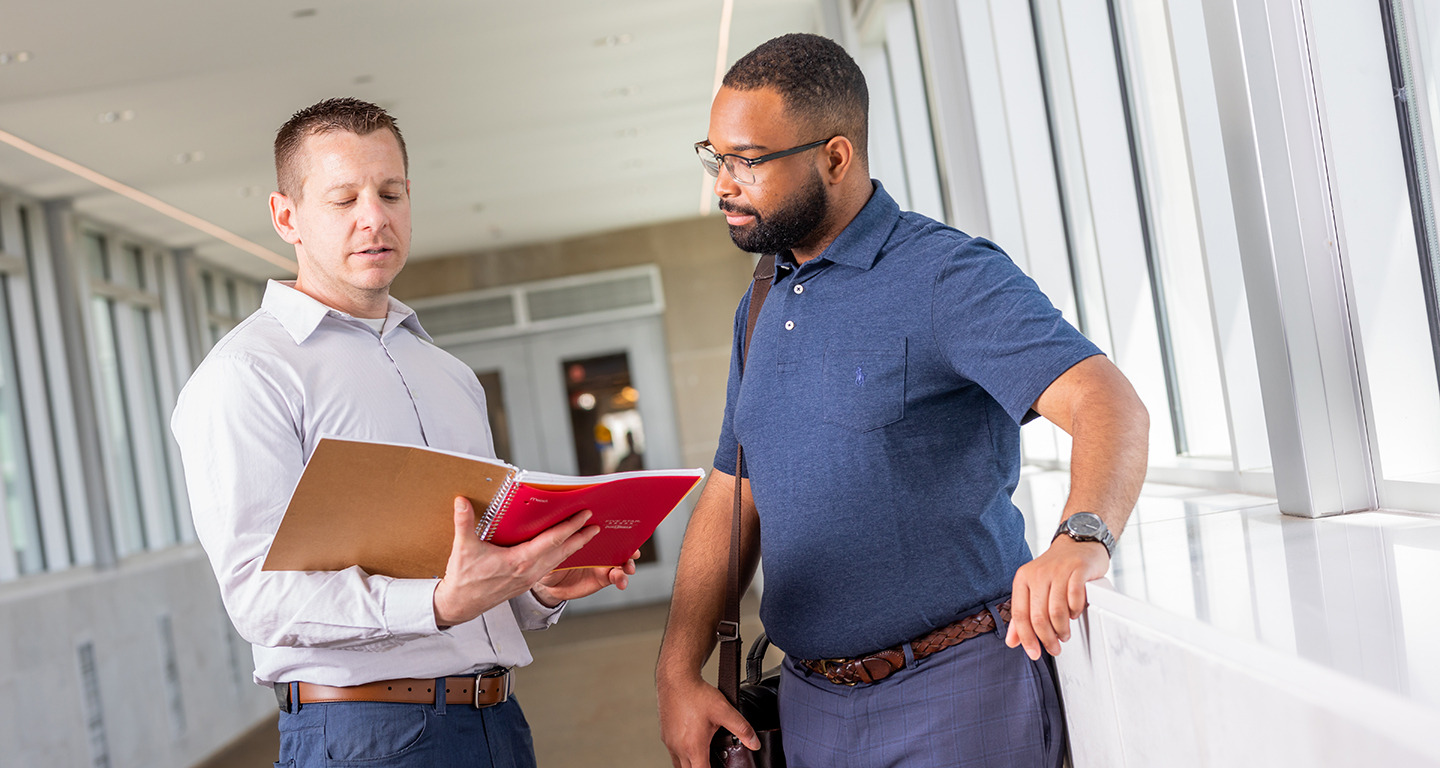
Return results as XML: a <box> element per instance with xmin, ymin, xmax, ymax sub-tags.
<box><xmin>172</xmin><ymin>281</ymin><xmax>562</xmax><ymax>687</ymax></box>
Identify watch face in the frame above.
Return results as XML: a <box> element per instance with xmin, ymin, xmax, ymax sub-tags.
<box><xmin>1067</xmin><ymin>513</ymin><xmax>1103</xmax><ymax>537</ymax></box>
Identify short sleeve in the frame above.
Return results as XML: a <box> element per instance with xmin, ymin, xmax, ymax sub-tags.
<box><xmin>930</xmin><ymin>237</ymin><xmax>1103</xmax><ymax>424</ymax></box>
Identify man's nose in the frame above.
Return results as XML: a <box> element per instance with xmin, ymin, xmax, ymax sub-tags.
<box><xmin>713</xmin><ymin>166</ymin><xmax>741</xmax><ymax>198</ymax></box>
<box><xmin>354</xmin><ymin>193</ymin><xmax>389</xmax><ymax>229</ymax></box>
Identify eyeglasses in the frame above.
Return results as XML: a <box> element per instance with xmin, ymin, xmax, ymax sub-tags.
<box><xmin>695</xmin><ymin>137</ymin><xmax>836</xmax><ymax>186</ymax></box>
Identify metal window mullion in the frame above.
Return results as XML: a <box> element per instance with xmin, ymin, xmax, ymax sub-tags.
<box><xmin>157</xmin><ymin>251</ymin><xmax>196</xmax><ymax>542</ymax></box>
<box><xmin>1196</xmin><ymin>0</ymin><xmax>1375</xmax><ymax>517</ymax></box>
<box><xmin>1162</xmin><ymin>0</ymin><xmax>1273</xmax><ymax>474</ymax></box>
<box><xmin>1</xmin><ymin>199</ymin><xmax>72</xmax><ymax>572</ymax></box>
<box><xmin>37</xmin><ymin>201</ymin><xmax>104</xmax><ymax>566</ymax></box>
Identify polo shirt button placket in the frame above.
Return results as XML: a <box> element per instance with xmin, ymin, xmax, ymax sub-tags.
<box><xmin>793</xmin><ymin>284</ymin><xmax>804</xmax><ymax>295</ymax></box>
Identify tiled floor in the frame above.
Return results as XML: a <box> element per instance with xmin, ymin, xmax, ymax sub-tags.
<box><xmin>195</xmin><ymin>595</ymin><xmax>770</xmax><ymax>767</ymax></box>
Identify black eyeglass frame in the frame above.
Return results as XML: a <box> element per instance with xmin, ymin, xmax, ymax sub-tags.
<box><xmin>695</xmin><ymin>136</ymin><xmax>838</xmax><ymax>185</ymax></box>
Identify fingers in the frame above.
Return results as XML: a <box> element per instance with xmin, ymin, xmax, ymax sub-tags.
<box><xmin>1049</xmin><ymin>575</ymin><xmax>1072</xmax><ymax>643</ymax></box>
<box><xmin>1007</xmin><ymin>578</ymin><xmax>1042</xmax><ymax>660</ymax></box>
<box><xmin>1067</xmin><ymin>568</ymin><xmax>1088</xmax><ymax>619</ymax></box>
<box><xmin>1028</xmin><ymin>577</ymin><xmax>1061</xmax><ymax>657</ymax></box>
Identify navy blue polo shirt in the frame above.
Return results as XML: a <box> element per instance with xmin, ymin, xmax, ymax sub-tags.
<box><xmin>714</xmin><ymin>182</ymin><xmax>1102</xmax><ymax>660</ymax></box>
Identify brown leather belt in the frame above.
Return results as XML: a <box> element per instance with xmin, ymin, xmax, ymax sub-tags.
<box><xmin>275</xmin><ymin>668</ymin><xmax>511</xmax><ymax>711</ymax></box>
<box><xmin>799</xmin><ymin>600</ymin><xmax>1011</xmax><ymax>686</ymax></box>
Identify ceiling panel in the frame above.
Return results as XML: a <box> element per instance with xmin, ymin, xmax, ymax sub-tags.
<box><xmin>0</xmin><ymin>0</ymin><xmax>821</xmax><ymax>279</ymax></box>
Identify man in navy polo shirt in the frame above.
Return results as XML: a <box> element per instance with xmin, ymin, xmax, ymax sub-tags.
<box><xmin>656</xmin><ymin>34</ymin><xmax>1150</xmax><ymax>767</ymax></box>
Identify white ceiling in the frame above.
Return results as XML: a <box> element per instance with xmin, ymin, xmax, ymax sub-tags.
<box><xmin>0</xmin><ymin>0</ymin><xmax>822</xmax><ymax>279</ymax></box>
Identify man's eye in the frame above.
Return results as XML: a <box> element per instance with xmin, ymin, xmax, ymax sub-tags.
<box><xmin>382</xmin><ymin>194</ymin><xmax>402</xmax><ymax>202</ymax></box>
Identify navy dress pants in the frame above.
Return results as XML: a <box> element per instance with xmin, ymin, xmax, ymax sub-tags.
<box><xmin>274</xmin><ymin>694</ymin><xmax>536</xmax><ymax>768</ymax></box>
<box><xmin>777</xmin><ymin>600</ymin><xmax>1066</xmax><ymax>768</ymax></box>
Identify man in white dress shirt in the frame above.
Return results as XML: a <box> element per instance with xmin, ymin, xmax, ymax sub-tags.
<box><xmin>171</xmin><ymin>98</ymin><xmax>634</xmax><ymax>768</ymax></box>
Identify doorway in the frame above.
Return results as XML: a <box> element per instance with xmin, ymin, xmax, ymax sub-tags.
<box><xmin>446</xmin><ymin>315</ymin><xmax>694</xmax><ymax>612</ymax></box>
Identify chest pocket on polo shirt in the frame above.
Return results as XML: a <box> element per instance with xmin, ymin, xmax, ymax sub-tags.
<box><xmin>821</xmin><ymin>338</ymin><xmax>907</xmax><ymax>432</ymax></box>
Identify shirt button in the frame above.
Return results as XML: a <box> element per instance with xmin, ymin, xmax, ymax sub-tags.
<box><xmin>785</xmin><ymin>320</ymin><xmax>795</xmax><ymax>330</ymax></box>
<box><xmin>793</xmin><ymin>284</ymin><xmax>804</xmax><ymax>295</ymax></box>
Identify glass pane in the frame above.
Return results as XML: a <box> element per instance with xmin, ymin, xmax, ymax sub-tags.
<box><xmin>0</xmin><ymin>277</ymin><xmax>43</xmax><ymax>574</ymax></box>
<box><xmin>202</xmin><ymin>272</ymin><xmax>216</xmax><ymax>315</ymax></box>
<box><xmin>1031</xmin><ymin>0</ymin><xmax>1115</xmax><ymax>353</ymax></box>
<box><xmin>91</xmin><ymin>296</ymin><xmax>146</xmax><ymax>555</ymax></box>
<box><xmin>1116</xmin><ymin>0</ymin><xmax>1231</xmax><ymax>458</ymax></box>
<box><xmin>123</xmin><ymin>244</ymin><xmax>146</xmax><ymax>291</ymax></box>
<box><xmin>133</xmin><ymin>306</ymin><xmax>179</xmax><ymax>545</ymax></box>
<box><xmin>225</xmin><ymin>278</ymin><xmax>238</xmax><ymax>319</ymax></box>
<box><xmin>562</xmin><ymin>352</ymin><xmax>655</xmax><ymax>564</ymax></box>
<box><xmin>83</xmin><ymin>232</ymin><xmax>109</xmax><ymax>282</ymax></box>
<box><xmin>473</xmin><ymin>370</ymin><xmax>513</xmax><ymax>464</ymax></box>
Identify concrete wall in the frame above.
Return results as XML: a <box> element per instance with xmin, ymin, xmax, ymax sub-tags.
<box><xmin>0</xmin><ymin>545</ymin><xmax>273</xmax><ymax>768</ymax></box>
<box><xmin>391</xmin><ymin>213</ymin><xmax>754</xmax><ymax>471</ymax></box>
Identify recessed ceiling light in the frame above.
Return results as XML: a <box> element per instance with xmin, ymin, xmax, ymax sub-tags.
<box><xmin>605</xmin><ymin>85</ymin><xmax>639</xmax><ymax>98</ymax></box>
<box><xmin>354</xmin><ymin>74</ymin><xmax>373</xmax><ymax>85</ymax></box>
<box><xmin>173</xmin><ymin>151</ymin><xmax>205</xmax><ymax>165</ymax></box>
<box><xmin>471</xmin><ymin>203</ymin><xmax>485</xmax><ymax>213</ymax></box>
<box><xmin>97</xmin><ymin>110</ymin><xmax>136</xmax><ymax>124</ymax></box>
<box><xmin>237</xmin><ymin>186</ymin><xmax>263</xmax><ymax>198</ymax></box>
<box><xmin>622</xmin><ymin>159</ymin><xmax>643</xmax><ymax>169</ymax></box>
<box><xmin>618</xmin><ymin>127</ymin><xmax>639</xmax><ymax>138</ymax></box>
<box><xmin>0</xmin><ymin>51</ymin><xmax>32</xmax><ymax>65</ymax></box>
<box><xmin>293</xmin><ymin>8</ymin><xmax>317</xmax><ymax>18</ymax></box>
<box><xmin>594</xmin><ymin>34</ymin><xmax>633</xmax><ymax>47</ymax></box>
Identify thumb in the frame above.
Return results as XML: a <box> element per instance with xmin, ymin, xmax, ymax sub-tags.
<box><xmin>452</xmin><ymin>496</ymin><xmax>477</xmax><ymax>548</ymax></box>
<box><xmin>717</xmin><ymin>705</ymin><xmax>761</xmax><ymax>751</ymax></box>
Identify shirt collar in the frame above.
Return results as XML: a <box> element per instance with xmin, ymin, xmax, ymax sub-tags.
<box><xmin>262</xmin><ymin>280</ymin><xmax>434</xmax><ymax>345</ymax></box>
<box><xmin>771</xmin><ymin>181</ymin><xmax>900</xmax><ymax>278</ymax></box>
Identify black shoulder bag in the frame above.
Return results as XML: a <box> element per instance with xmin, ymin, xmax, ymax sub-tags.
<box><xmin>711</xmin><ymin>254</ymin><xmax>785</xmax><ymax>768</ymax></box>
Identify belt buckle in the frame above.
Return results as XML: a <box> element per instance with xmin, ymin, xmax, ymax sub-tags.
<box><xmin>474</xmin><ymin>667</ymin><xmax>511</xmax><ymax>708</ymax></box>
<box><xmin>815</xmin><ymin>658</ymin><xmax>858</xmax><ymax>687</ymax></box>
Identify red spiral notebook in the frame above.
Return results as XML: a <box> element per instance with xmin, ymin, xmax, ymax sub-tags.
<box><xmin>262</xmin><ymin>437</ymin><xmax>705</xmax><ymax>579</ymax></box>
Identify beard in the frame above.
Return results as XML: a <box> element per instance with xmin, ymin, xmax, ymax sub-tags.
<box><xmin>722</xmin><ymin>169</ymin><xmax>829</xmax><ymax>255</ymax></box>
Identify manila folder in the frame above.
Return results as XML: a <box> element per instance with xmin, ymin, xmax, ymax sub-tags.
<box><xmin>261</xmin><ymin>438</ymin><xmax>512</xmax><ymax>579</ymax></box>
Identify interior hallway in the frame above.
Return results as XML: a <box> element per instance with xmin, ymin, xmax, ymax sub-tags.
<box><xmin>195</xmin><ymin>595</ymin><xmax>771</xmax><ymax>768</ymax></box>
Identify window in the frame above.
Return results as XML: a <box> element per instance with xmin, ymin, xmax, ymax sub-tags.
<box><xmin>83</xmin><ymin>230</ymin><xmax>187</xmax><ymax>555</ymax></box>
<box><xmin>854</xmin><ymin>0</ymin><xmax>945</xmax><ymax>222</ymax></box>
<box><xmin>198</xmin><ymin>267</ymin><xmax>261</xmax><ymax>351</ymax></box>
<box><xmin>0</xmin><ymin>216</ymin><xmax>43</xmax><ymax>577</ymax></box>
<box><xmin>1020</xmin><ymin>0</ymin><xmax>1271</xmax><ymax>483</ymax></box>
<box><xmin>1306</xmin><ymin>0</ymin><xmax>1440</xmax><ymax>511</ymax></box>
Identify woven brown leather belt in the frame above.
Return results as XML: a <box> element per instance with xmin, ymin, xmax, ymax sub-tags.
<box><xmin>274</xmin><ymin>668</ymin><xmax>511</xmax><ymax>711</ymax></box>
<box><xmin>799</xmin><ymin>600</ymin><xmax>1012</xmax><ymax>686</ymax></box>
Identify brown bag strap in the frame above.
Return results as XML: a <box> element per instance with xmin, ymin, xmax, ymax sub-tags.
<box><xmin>718</xmin><ymin>254</ymin><xmax>775</xmax><ymax>708</ymax></box>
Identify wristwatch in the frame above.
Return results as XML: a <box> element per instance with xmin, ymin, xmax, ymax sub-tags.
<box><xmin>1052</xmin><ymin>512</ymin><xmax>1116</xmax><ymax>558</ymax></box>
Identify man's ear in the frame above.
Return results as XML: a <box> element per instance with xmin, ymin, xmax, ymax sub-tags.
<box><xmin>820</xmin><ymin>136</ymin><xmax>857</xmax><ymax>184</ymax></box>
<box><xmin>270</xmin><ymin>192</ymin><xmax>302</xmax><ymax>245</ymax></box>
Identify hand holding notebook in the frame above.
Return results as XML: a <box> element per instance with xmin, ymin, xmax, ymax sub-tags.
<box><xmin>262</xmin><ymin>437</ymin><xmax>705</xmax><ymax>580</ymax></box>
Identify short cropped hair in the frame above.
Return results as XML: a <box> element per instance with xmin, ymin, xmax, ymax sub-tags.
<box><xmin>723</xmin><ymin>33</ymin><xmax>868</xmax><ymax>163</ymax></box>
<box><xmin>274</xmin><ymin>97</ymin><xmax>408</xmax><ymax>199</ymax></box>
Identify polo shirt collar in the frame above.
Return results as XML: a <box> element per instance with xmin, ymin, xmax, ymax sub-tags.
<box><xmin>771</xmin><ymin>181</ymin><xmax>900</xmax><ymax>278</ymax></box>
<box><xmin>262</xmin><ymin>280</ymin><xmax>434</xmax><ymax>345</ymax></box>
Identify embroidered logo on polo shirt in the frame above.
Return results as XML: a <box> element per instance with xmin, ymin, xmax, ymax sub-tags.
<box><xmin>855</xmin><ymin>366</ymin><xmax>865</xmax><ymax>386</ymax></box>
